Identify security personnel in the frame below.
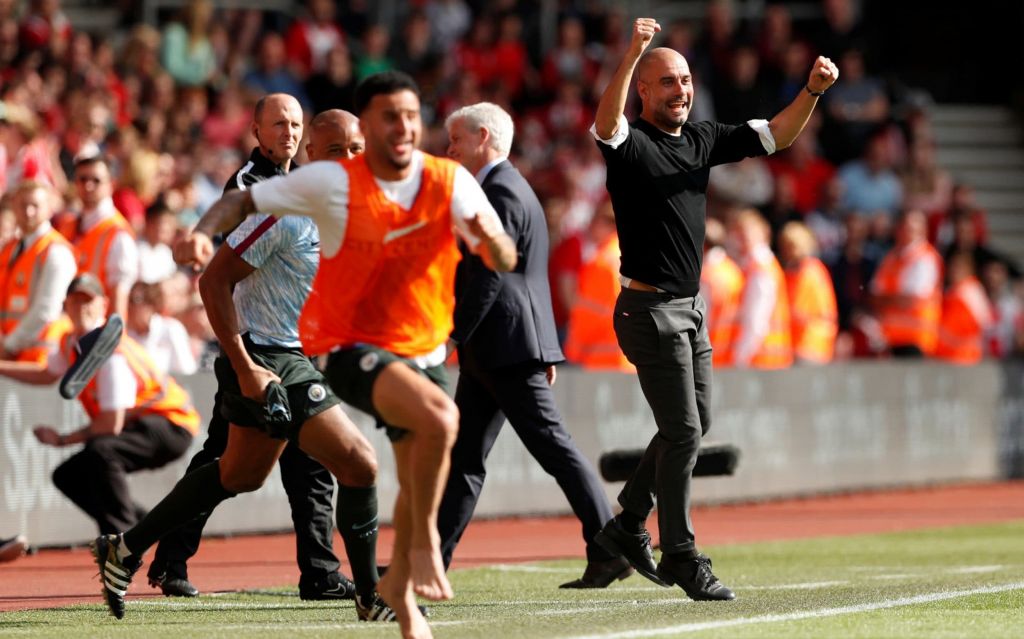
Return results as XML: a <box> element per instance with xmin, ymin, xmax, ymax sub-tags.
<box><xmin>700</xmin><ymin>218</ymin><xmax>743</xmax><ymax>368</ymax></box>
<box><xmin>69</xmin><ymin>156</ymin><xmax>138</xmax><ymax>320</ymax></box>
<box><xmin>871</xmin><ymin>209</ymin><xmax>942</xmax><ymax>357</ymax></box>
<box><xmin>779</xmin><ymin>221</ymin><xmax>837</xmax><ymax>364</ymax></box>
<box><xmin>936</xmin><ymin>253</ymin><xmax>993</xmax><ymax>364</ymax></box>
<box><xmin>564</xmin><ymin>202</ymin><xmax>633</xmax><ymax>371</ymax></box>
<box><xmin>0</xmin><ymin>181</ymin><xmax>76</xmax><ymax>364</ymax></box>
<box><xmin>1</xmin><ymin>273</ymin><xmax>198</xmax><ymax>534</ymax></box>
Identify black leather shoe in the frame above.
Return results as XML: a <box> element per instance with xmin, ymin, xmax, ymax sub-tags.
<box><xmin>657</xmin><ymin>553</ymin><xmax>736</xmax><ymax>601</ymax></box>
<box><xmin>299</xmin><ymin>572</ymin><xmax>356</xmax><ymax>600</ymax></box>
<box><xmin>559</xmin><ymin>556</ymin><xmax>634</xmax><ymax>588</ymax></box>
<box><xmin>160</xmin><ymin>577</ymin><xmax>200</xmax><ymax>597</ymax></box>
<box><xmin>594</xmin><ymin>518</ymin><xmax>669</xmax><ymax>587</ymax></box>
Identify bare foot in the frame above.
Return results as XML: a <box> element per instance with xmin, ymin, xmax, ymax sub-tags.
<box><xmin>378</xmin><ymin>575</ymin><xmax>432</xmax><ymax>639</ymax></box>
<box><xmin>409</xmin><ymin>547</ymin><xmax>453</xmax><ymax>601</ymax></box>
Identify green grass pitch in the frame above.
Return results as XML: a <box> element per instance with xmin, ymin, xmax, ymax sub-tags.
<box><xmin>3</xmin><ymin>521</ymin><xmax>1023</xmax><ymax>638</ymax></box>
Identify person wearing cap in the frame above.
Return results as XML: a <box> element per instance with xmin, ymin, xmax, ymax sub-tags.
<box><xmin>0</xmin><ymin>273</ymin><xmax>200</xmax><ymax>535</ymax></box>
<box><xmin>0</xmin><ymin>180</ymin><xmax>77</xmax><ymax>366</ymax></box>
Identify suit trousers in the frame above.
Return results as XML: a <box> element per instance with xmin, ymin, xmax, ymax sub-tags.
<box><xmin>612</xmin><ymin>289</ymin><xmax>711</xmax><ymax>555</ymax></box>
<box><xmin>438</xmin><ymin>359</ymin><xmax>614</xmax><ymax>566</ymax></box>
<box><xmin>52</xmin><ymin>414</ymin><xmax>192</xmax><ymax>535</ymax></box>
<box><xmin>150</xmin><ymin>383</ymin><xmax>339</xmax><ymax>585</ymax></box>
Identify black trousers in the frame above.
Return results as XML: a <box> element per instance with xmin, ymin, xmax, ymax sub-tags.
<box><xmin>438</xmin><ymin>359</ymin><xmax>614</xmax><ymax>566</ymax></box>
<box><xmin>149</xmin><ymin>384</ymin><xmax>339</xmax><ymax>585</ymax></box>
<box><xmin>53</xmin><ymin>415</ymin><xmax>192</xmax><ymax>535</ymax></box>
<box><xmin>612</xmin><ymin>289</ymin><xmax>711</xmax><ymax>555</ymax></box>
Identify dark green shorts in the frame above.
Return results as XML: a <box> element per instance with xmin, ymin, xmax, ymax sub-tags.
<box><xmin>324</xmin><ymin>344</ymin><xmax>448</xmax><ymax>442</ymax></box>
<box><xmin>215</xmin><ymin>335</ymin><xmax>341</xmax><ymax>441</ymax></box>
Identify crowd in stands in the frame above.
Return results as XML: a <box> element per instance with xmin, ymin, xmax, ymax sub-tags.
<box><xmin>1</xmin><ymin>0</ymin><xmax>1022</xmax><ymax>375</ymax></box>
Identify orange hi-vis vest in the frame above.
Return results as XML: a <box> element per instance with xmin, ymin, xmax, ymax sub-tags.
<box><xmin>739</xmin><ymin>248</ymin><xmax>793</xmax><ymax>369</ymax></box>
<box><xmin>299</xmin><ymin>153</ymin><xmax>462</xmax><ymax>357</ymax></box>
<box><xmin>936</xmin><ymin>276</ymin><xmax>993</xmax><ymax>365</ymax></box>
<box><xmin>564</xmin><ymin>235</ymin><xmax>632</xmax><ymax>371</ymax></box>
<box><xmin>61</xmin><ymin>331</ymin><xmax>200</xmax><ymax>434</ymax></box>
<box><xmin>0</xmin><ymin>229</ymin><xmax>75</xmax><ymax>364</ymax></box>
<box><xmin>785</xmin><ymin>256</ymin><xmax>838</xmax><ymax>364</ymax></box>
<box><xmin>872</xmin><ymin>240</ymin><xmax>942</xmax><ymax>355</ymax></box>
<box><xmin>73</xmin><ymin>212</ymin><xmax>134</xmax><ymax>302</ymax></box>
<box><xmin>701</xmin><ymin>247</ymin><xmax>744</xmax><ymax>368</ymax></box>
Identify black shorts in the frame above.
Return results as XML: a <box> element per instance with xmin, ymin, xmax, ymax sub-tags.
<box><xmin>215</xmin><ymin>335</ymin><xmax>341</xmax><ymax>441</ymax></box>
<box><xmin>324</xmin><ymin>344</ymin><xmax>448</xmax><ymax>442</ymax></box>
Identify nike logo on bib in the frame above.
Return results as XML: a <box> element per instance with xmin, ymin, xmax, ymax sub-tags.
<box><xmin>383</xmin><ymin>220</ymin><xmax>428</xmax><ymax>244</ymax></box>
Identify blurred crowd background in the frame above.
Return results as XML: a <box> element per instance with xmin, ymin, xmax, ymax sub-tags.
<box><xmin>2</xmin><ymin>0</ymin><xmax>1023</xmax><ymax>375</ymax></box>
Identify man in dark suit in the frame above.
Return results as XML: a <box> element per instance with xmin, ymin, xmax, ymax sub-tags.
<box><xmin>439</xmin><ymin>102</ymin><xmax>631</xmax><ymax>588</ymax></box>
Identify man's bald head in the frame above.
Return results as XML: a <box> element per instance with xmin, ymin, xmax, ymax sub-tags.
<box><xmin>306</xmin><ymin>109</ymin><xmax>365</xmax><ymax>161</ymax></box>
<box><xmin>635</xmin><ymin>47</ymin><xmax>694</xmax><ymax>133</ymax></box>
<box><xmin>251</xmin><ymin>93</ymin><xmax>304</xmax><ymax>168</ymax></box>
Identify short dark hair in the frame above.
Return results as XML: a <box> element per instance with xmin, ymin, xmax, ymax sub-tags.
<box><xmin>73</xmin><ymin>154</ymin><xmax>110</xmax><ymax>173</ymax></box>
<box><xmin>354</xmin><ymin>71</ymin><xmax>420</xmax><ymax>115</ymax></box>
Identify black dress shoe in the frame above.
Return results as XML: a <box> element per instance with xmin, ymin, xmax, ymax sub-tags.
<box><xmin>559</xmin><ymin>556</ymin><xmax>634</xmax><ymax>588</ymax></box>
<box><xmin>160</xmin><ymin>577</ymin><xmax>200</xmax><ymax>597</ymax></box>
<box><xmin>594</xmin><ymin>518</ymin><xmax>669</xmax><ymax>587</ymax></box>
<box><xmin>657</xmin><ymin>553</ymin><xmax>736</xmax><ymax>601</ymax></box>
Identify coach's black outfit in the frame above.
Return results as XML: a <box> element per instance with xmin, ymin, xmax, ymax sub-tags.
<box><xmin>149</xmin><ymin>148</ymin><xmax>341</xmax><ymax>595</ymax></box>
<box><xmin>597</xmin><ymin>118</ymin><xmax>768</xmax><ymax>556</ymax></box>
<box><xmin>436</xmin><ymin>159</ymin><xmax>615</xmax><ymax>569</ymax></box>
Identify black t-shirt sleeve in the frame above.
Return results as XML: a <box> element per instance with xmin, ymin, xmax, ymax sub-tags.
<box><xmin>705</xmin><ymin>121</ymin><xmax>770</xmax><ymax>167</ymax></box>
<box><xmin>595</xmin><ymin>123</ymin><xmax>650</xmax><ymax>165</ymax></box>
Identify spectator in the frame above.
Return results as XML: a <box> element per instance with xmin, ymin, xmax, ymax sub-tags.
<box><xmin>541</xmin><ymin>16</ymin><xmax>599</xmax><ymax>95</ymax></box>
<box><xmin>822</xmin><ymin>47</ymin><xmax>888</xmax><ymax>162</ymax></box>
<box><xmin>1</xmin><ymin>100</ymin><xmax>63</xmax><ymax>190</ymax></box>
<box><xmin>778</xmin><ymin>221</ymin><xmax>838</xmax><ymax>364</ymax></box>
<box><xmin>126</xmin><ymin>281</ymin><xmax>197</xmax><ymax>376</ymax></box>
<box><xmin>901</xmin><ymin>138</ymin><xmax>952</xmax><ymax>216</ymax></box>
<box><xmin>136</xmin><ymin>201</ymin><xmax>178</xmax><ymax>284</ymax></box>
<box><xmin>942</xmin><ymin>209</ymin><xmax>1020</xmax><ymax>283</ymax></box>
<box><xmin>455</xmin><ymin>15</ymin><xmax>497</xmax><ymax>89</ymax></box>
<box><xmin>305</xmin><ymin>44</ymin><xmax>356</xmax><ymax>114</ymax></box>
<box><xmin>870</xmin><ymin>209</ymin><xmax>943</xmax><ymax>357</ymax></box>
<box><xmin>762</xmin><ymin>172</ymin><xmax>802</xmax><ymax>246</ymax></box>
<box><xmin>810</xmin><ymin>0</ymin><xmax>866</xmax><ymax>58</ymax></box>
<box><xmin>700</xmin><ymin>216</ymin><xmax>743</xmax><ymax>368</ymax></box>
<box><xmin>805</xmin><ymin>176</ymin><xmax>846</xmax><ymax>265</ymax></box>
<box><xmin>935</xmin><ymin>253</ymin><xmax>993</xmax><ymax>364</ymax></box>
<box><xmin>564</xmin><ymin>199</ymin><xmax>632</xmax><ymax>371</ymax></box>
<box><xmin>160</xmin><ymin>0</ymin><xmax>216</xmax><ymax>87</ymax></box>
<box><xmin>756</xmin><ymin>4</ymin><xmax>794</xmax><ymax>77</ymax></box>
<box><xmin>111</xmin><ymin>148</ymin><xmax>160</xmax><ymax>230</ymax></box>
<box><xmin>711</xmin><ymin>45</ymin><xmax>774</xmax><ymax>125</ymax></box>
<box><xmin>0</xmin><ymin>180</ymin><xmax>75</xmax><ymax>364</ymax></box>
<box><xmin>69</xmin><ymin>155</ymin><xmax>139</xmax><ymax>320</ymax></box>
<box><xmin>547</xmin><ymin>197</ymin><xmax>582</xmax><ymax>345</ymax></box>
<box><xmin>243</xmin><ymin>32</ymin><xmax>309</xmax><ymax>108</ymax></box>
<box><xmin>424</xmin><ymin>0</ymin><xmax>471</xmax><ymax>54</ymax></box>
<box><xmin>491</xmin><ymin>13</ymin><xmax>531</xmax><ymax>101</ymax></box>
<box><xmin>709</xmin><ymin>155</ymin><xmax>774</xmax><ymax>209</ymax></box>
<box><xmin>201</xmin><ymin>85</ymin><xmax>250</xmax><ymax>151</ymax></box>
<box><xmin>837</xmin><ymin>129</ymin><xmax>903</xmax><ymax>220</ymax></box>
<box><xmin>932</xmin><ymin>183</ymin><xmax>990</xmax><ymax>253</ymax></box>
<box><xmin>767</xmin><ymin>126</ymin><xmax>835</xmax><ymax>215</ymax></box>
<box><xmin>981</xmin><ymin>260</ymin><xmax>1024</xmax><ymax>358</ymax></box>
<box><xmin>18</xmin><ymin>0</ymin><xmax>72</xmax><ymax>57</ymax></box>
<box><xmin>284</xmin><ymin>0</ymin><xmax>345</xmax><ymax>78</ymax></box>
<box><xmin>731</xmin><ymin>209</ymin><xmax>793</xmax><ymax>369</ymax></box>
<box><xmin>352</xmin><ymin>23</ymin><xmax>394</xmax><ymax>82</ymax></box>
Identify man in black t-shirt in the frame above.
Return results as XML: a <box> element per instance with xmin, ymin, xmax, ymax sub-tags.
<box><xmin>590</xmin><ymin>18</ymin><xmax>837</xmax><ymax>601</ymax></box>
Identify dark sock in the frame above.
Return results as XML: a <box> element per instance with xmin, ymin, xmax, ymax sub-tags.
<box><xmin>123</xmin><ymin>462</ymin><xmax>236</xmax><ymax>556</ymax></box>
<box><xmin>336</xmin><ymin>484</ymin><xmax>379</xmax><ymax>598</ymax></box>
<box><xmin>666</xmin><ymin>548</ymin><xmax>700</xmax><ymax>562</ymax></box>
<box><xmin>617</xmin><ymin>511</ymin><xmax>645</xmax><ymax>534</ymax></box>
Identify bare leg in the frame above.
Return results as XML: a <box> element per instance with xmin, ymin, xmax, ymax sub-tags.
<box><xmin>377</xmin><ymin>447</ymin><xmax>432</xmax><ymax>639</ymax></box>
<box><xmin>297</xmin><ymin>405</ymin><xmax>377</xmax><ymax>488</ymax></box>
<box><xmin>372</xmin><ymin>362</ymin><xmax>456</xmax><ymax>601</ymax></box>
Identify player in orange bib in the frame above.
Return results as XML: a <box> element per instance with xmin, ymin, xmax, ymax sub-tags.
<box><xmin>176</xmin><ymin>72</ymin><xmax>517</xmax><ymax>639</ymax></box>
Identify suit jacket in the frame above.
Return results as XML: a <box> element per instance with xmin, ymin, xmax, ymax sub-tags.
<box><xmin>451</xmin><ymin>159</ymin><xmax>564</xmax><ymax>371</ymax></box>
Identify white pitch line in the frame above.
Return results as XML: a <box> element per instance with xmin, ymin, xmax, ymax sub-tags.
<box><xmin>743</xmin><ymin>580</ymin><xmax>849</xmax><ymax>590</ymax></box>
<box><xmin>485</xmin><ymin>564</ymin><xmax>578</xmax><ymax>573</ymax></box>
<box><xmin>947</xmin><ymin>565</ymin><xmax>1004</xmax><ymax>574</ymax></box>
<box><xmin>563</xmin><ymin>581</ymin><xmax>1024</xmax><ymax>639</ymax></box>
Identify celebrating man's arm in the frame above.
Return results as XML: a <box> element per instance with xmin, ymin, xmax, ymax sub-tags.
<box><xmin>594</xmin><ymin>18</ymin><xmax>660</xmax><ymax>140</ymax></box>
<box><xmin>173</xmin><ymin>190</ymin><xmax>257</xmax><ymax>270</ymax></box>
<box><xmin>768</xmin><ymin>56</ymin><xmax>839</xmax><ymax>150</ymax></box>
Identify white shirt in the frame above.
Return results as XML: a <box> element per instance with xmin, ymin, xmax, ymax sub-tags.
<box><xmin>128</xmin><ymin>313</ymin><xmax>197</xmax><ymax>376</ymax></box>
<box><xmin>79</xmin><ymin>199</ymin><xmax>139</xmax><ymax>289</ymax></box>
<box><xmin>136</xmin><ymin>240</ymin><xmax>177</xmax><ymax>284</ymax></box>
<box><xmin>251</xmin><ymin>151</ymin><xmax>501</xmax><ymax>258</ymax></box>
<box><xmin>3</xmin><ymin>222</ymin><xmax>77</xmax><ymax>354</ymax></box>
<box><xmin>48</xmin><ymin>347</ymin><xmax>137</xmax><ymax>411</ymax></box>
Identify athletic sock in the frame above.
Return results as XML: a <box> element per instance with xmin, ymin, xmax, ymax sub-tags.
<box><xmin>617</xmin><ymin>511</ymin><xmax>645</xmax><ymax>534</ymax></box>
<box><xmin>123</xmin><ymin>461</ymin><xmax>236</xmax><ymax>557</ymax></box>
<box><xmin>336</xmin><ymin>484</ymin><xmax>379</xmax><ymax>599</ymax></box>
